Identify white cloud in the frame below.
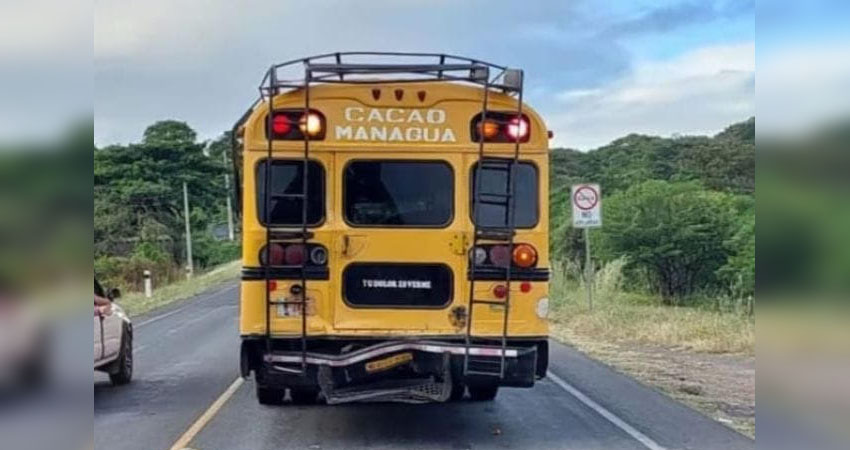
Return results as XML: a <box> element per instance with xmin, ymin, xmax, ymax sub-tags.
<box><xmin>546</xmin><ymin>42</ymin><xmax>755</xmax><ymax>149</ymax></box>
<box><xmin>94</xmin><ymin>0</ymin><xmax>238</xmax><ymax>63</ymax></box>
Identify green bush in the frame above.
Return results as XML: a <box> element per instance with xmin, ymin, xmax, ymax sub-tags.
<box><xmin>717</xmin><ymin>210</ymin><xmax>755</xmax><ymax>298</ymax></box>
<box><xmin>595</xmin><ymin>180</ymin><xmax>740</xmax><ymax>302</ymax></box>
<box><xmin>94</xmin><ymin>244</ymin><xmax>180</xmax><ymax>292</ymax></box>
<box><xmin>192</xmin><ymin>234</ymin><xmax>240</xmax><ymax>269</ymax></box>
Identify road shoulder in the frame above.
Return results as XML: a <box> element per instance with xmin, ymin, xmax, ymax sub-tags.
<box><xmin>547</xmin><ymin>339</ymin><xmax>754</xmax><ymax>450</ymax></box>
<box><xmin>550</xmin><ymin>323</ymin><xmax>755</xmax><ymax>438</ymax></box>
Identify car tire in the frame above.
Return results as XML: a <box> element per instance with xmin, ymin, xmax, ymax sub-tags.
<box><xmin>289</xmin><ymin>387</ymin><xmax>319</xmax><ymax>405</ymax></box>
<box><xmin>256</xmin><ymin>384</ymin><xmax>285</xmax><ymax>405</ymax></box>
<box><xmin>468</xmin><ymin>385</ymin><xmax>498</xmax><ymax>401</ymax></box>
<box><xmin>109</xmin><ymin>325</ymin><xmax>133</xmax><ymax>386</ymax></box>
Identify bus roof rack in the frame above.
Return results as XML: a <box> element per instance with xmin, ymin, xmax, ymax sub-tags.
<box><xmin>258</xmin><ymin>52</ymin><xmax>523</xmax><ymax>97</ymax></box>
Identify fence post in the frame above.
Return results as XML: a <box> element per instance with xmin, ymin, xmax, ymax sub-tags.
<box><xmin>143</xmin><ymin>270</ymin><xmax>152</xmax><ymax>298</ymax></box>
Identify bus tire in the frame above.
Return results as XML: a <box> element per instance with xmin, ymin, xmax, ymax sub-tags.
<box><xmin>449</xmin><ymin>383</ymin><xmax>466</xmax><ymax>401</ymax></box>
<box><xmin>289</xmin><ymin>387</ymin><xmax>320</xmax><ymax>405</ymax></box>
<box><xmin>256</xmin><ymin>384</ymin><xmax>285</xmax><ymax>405</ymax></box>
<box><xmin>468</xmin><ymin>385</ymin><xmax>498</xmax><ymax>401</ymax></box>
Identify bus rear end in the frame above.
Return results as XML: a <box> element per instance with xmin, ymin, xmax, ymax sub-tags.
<box><xmin>235</xmin><ymin>53</ymin><xmax>550</xmax><ymax>405</ymax></box>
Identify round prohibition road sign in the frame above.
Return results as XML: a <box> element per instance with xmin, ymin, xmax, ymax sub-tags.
<box><xmin>573</xmin><ymin>185</ymin><xmax>599</xmax><ymax>211</ymax></box>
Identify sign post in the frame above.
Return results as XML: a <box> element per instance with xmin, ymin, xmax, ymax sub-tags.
<box><xmin>571</xmin><ymin>184</ymin><xmax>602</xmax><ymax>310</ymax></box>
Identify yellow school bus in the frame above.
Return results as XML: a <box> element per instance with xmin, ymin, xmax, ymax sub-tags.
<box><xmin>232</xmin><ymin>53</ymin><xmax>549</xmax><ymax>405</ymax></box>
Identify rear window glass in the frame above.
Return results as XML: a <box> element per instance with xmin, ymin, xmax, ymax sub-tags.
<box><xmin>471</xmin><ymin>162</ymin><xmax>539</xmax><ymax>228</ymax></box>
<box><xmin>256</xmin><ymin>160</ymin><xmax>325</xmax><ymax>226</ymax></box>
<box><xmin>344</xmin><ymin>161</ymin><xmax>453</xmax><ymax>227</ymax></box>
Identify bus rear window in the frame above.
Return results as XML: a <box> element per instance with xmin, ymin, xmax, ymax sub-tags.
<box><xmin>471</xmin><ymin>162</ymin><xmax>538</xmax><ymax>228</ymax></box>
<box><xmin>256</xmin><ymin>160</ymin><xmax>325</xmax><ymax>226</ymax></box>
<box><xmin>344</xmin><ymin>161</ymin><xmax>453</xmax><ymax>227</ymax></box>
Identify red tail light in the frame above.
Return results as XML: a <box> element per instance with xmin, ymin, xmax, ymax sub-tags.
<box><xmin>260</xmin><ymin>243</ymin><xmax>327</xmax><ymax>266</ymax></box>
<box><xmin>475</xmin><ymin>243</ymin><xmax>538</xmax><ymax>268</ymax></box>
<box><xmin>271</xmin><ymin>114</ymin><xmax>292</xmax><ymax>135</ymax></box>
<box><xmin>489</xmin><ymin>245</ymin><xmax>511</xmax><ymax>267</ymax></box>
<box><xmin>284</xmin><ymin>244</ymin><xmax>306</xmax><ymax>265</ymax></box>
<box><xmin>267</xmin><ymin>110</ymin><xmax>326</xmax><ymax>140</ymax></box>
<box><xmin>471</xmin><ymin>112</ymin><xmax>531</xmax><ymax>143</ymax></box>
<box><xmin>260</xmin><ymin>243</ymin><xmax>286</xmax><ymax>265</ymax></box>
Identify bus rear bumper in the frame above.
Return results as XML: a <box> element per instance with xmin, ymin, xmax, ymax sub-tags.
<box><xmin>245</xmin><ymin>339</ymin><xmax>544</xmax><ymax>403</ymax></box>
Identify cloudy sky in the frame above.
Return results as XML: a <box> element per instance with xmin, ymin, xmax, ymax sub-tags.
<box><xmin>88</xmin><ymin>0</ymin><xmax>759</xmax><ymax>150</ymax></box>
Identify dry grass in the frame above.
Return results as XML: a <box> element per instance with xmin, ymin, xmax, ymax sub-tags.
<box><xmin>119</xmin><ymin>260</ymin><xmax>241</xmax><ymax>317</ymax></box>
<box><xmin>550</xmin><ymin>262</ymin><xmax>754</xmax><ymax>355</ymax></box>
<box><xmin>548</xmin><ymin>261</ymin><xmax>756</xmax><ymax>437</ymax></box>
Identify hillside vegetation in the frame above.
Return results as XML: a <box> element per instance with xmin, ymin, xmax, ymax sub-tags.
<box><xmin>549</xmin><ymin>118</ymin><xmax>755</xmax><ymax>305</ymax></box>
<box><xmin>547</xmin><ymin>118</ymin><xmax>756</xmax><ymax>436</ymax></box>
<box><xmin>95</xmin><ymin>121</ymin><xmax>238</xmax><ymax>291</ymax></box>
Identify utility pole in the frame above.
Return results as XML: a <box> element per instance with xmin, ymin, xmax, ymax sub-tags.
<box><xmin>222</xmin><ymin>151</ymin><xmax>235</xmax><ymax>241</ymax></box>
<box><xmin>183</xmin><ymin>181</ymin><xmax>194</xmax><ymax>279</ymax></box>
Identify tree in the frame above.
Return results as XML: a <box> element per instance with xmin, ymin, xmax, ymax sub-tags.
<box><xmin>595</xmin><ymin>180</ymin><xmax>739</xmax><ymax>301</ymax></box>
<box><xmin>717</xmin><ymin>209</ymin><xmax>755</xmax><ymax>298</ymax></box>
<box><xmin>142</xmin><ymin>120</ymin><xmax>197</xmax><ymax>148</ymax></box>
<box><xmin>95</xmin><ymin>122</ymin><xmax>224</xmax><ymax>263</ymax></box>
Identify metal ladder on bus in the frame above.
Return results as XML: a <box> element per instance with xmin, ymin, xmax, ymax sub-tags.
<box><xmin>463</xmin><ymin>68</ymin><xmax>525</xmax><ymax>378</ymax></box>
<box><xmin>261</xmin><ymin>66</ymin><xmax>313</xmax><ymax>375</ymax></box>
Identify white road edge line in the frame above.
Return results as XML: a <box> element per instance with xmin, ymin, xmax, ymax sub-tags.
<box><xmin>168</xmin><ymin>376</ymin><xmax>244</xmax><ymax>450</ymax></box>
<box><xmin>136</xmin><ymin>306</ymin><xmax>188</xmax><ymax>328</ymax></box>
<box><xmin>136</xmin><ymin>284</ymin><xmax>237</xmax><ymax>328</ymax></box>
<box><xmin>547</xmin><ymin>371</ymin><xmax>666</xmax><ymax>450</ymax></box>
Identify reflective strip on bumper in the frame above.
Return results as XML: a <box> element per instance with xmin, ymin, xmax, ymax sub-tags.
<box><xmin>264</xmin><ymin>342</ymin><xmax>520</xmax><ymax>367</ymax></box>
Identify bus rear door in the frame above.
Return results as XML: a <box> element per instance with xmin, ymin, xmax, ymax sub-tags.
<box><xmin>332</xmin><ymin>153</ymin><xmax>466</xmax><ymax>333</ymax></box>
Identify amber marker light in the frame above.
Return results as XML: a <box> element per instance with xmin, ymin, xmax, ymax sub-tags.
<box><xmin>512</xmin><ymin>244</ymin><xmax>538</xmax><ymax>268</ymax></box>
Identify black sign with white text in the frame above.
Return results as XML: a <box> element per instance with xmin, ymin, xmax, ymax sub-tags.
<box><xmin>343</xmin><ymin>263</ymin><xmax>452</xmax><ymax>308</ymax></box>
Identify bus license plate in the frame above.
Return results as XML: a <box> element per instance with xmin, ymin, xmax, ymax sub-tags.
<box><xmin>365</xmin><ymin>352</ymin><xmax>413</xmax><ymax>373</ymax></box>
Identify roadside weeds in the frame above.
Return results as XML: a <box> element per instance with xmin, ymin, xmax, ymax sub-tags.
<box><xmin>549</xmin><ymin>271</ymin><xmax>755</xmax><ymax>437</ymax></box>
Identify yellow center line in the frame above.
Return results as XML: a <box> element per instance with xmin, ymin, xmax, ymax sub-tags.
<box><xmin>168</xmin><ymin>377</ymin><xmax>245</xmax><ymax>450</ymax></box>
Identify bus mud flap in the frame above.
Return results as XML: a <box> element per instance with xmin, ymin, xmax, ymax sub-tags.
<box><xmin>317</xmin><ymin>353</ymin><xmax>452</xmax><ymax>404</ymax></box>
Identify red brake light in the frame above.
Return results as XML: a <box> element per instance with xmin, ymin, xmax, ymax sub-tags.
<box><xmin>272</xmin><ymin>114</ymin><xmax>292</xmax><ymax>135</ymax></box>
<box><xmin>261</xmin><ymin>243</ymin><xmax>286</xmax><ymax>265</ymax></box>
<box><xmin>489</xmin><ymin>245</ymin><xmax>511</xmax><ymax>267</ymax></box>
<box><xmin>284</xmin><ymin>244</ymin><xmax>306</xmax><ymax>265</ymax></box>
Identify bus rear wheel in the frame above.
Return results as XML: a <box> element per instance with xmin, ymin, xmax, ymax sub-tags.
<box><xmin>256</xmin><ymin>384</ymin><xmax>285</xmax><ymax>405</ymax></box>
<box><xmin>289</xmin><ymin>387</ymin><xmax>320</xmax><ymax>405</ymax></box>
<box><xmin>468</xmin><ymin>385</ymin><xmax>499</xmax><ymax>401</ymax></box>
<box><xmin>449</xmin><ymin>382</ymin><xmax>466</xmax><ymax>401</ymax></box>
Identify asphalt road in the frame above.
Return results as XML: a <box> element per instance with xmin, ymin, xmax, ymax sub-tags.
<box><xmin>94</xmin><ymin>281</ymin><xmax>754</xmax><ymax>450</ymax></box>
